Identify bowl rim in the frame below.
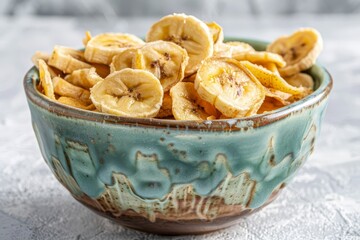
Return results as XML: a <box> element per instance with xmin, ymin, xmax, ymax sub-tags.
<box><xmin>24</xmin><ymin>39</ymin><xmax>333</xmax><ymax>131</ymax></box>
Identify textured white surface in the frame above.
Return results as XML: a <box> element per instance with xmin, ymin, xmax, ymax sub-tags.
<box><xmin>0</xmin><ymin>15</ymin><xmax>360</xmax><ymax>240</ymax></box>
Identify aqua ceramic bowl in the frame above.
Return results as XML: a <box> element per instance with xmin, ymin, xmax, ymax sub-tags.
<box><xmin>24</xmin><ymin>39</ymin><xmax>332</xmax><ymax>235</ymax></box>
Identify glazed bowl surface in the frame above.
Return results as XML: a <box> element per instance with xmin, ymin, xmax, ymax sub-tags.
<box><xmin>24</xmin><ymin>39</ymin><xmax>332</xmax><ymax>235</ymax></box>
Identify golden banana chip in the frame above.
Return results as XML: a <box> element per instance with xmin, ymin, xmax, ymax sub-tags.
<box><xmin>84</xmin><ymin>33</ymin><xmax>145</xmax><ymax>65</ymax></box>
<box><xmin>257</xmin><ymin>97</ymin><xmax>286</xmax><ymax>114</ymax></box>
<box><xmin>241</xmin><ymin>61</ymin><xmax>306</xmax><ymax>95</ymax></box>
<box><xmin>38</xmin><ymin>59</ymin><xmax>56</xmax><ymax>100</ymax></box>
<box><xmin>64</xmin><ymin>68</ymin><xmax>102</xmax><ymax>89</ymax></box>
<box><xmin>48</xmin><ymin>46</ymin><xmax>92</xmax><ymax>74</ymax></box>
<box><xmin>146</xmin><ymin>14</ymin><xmax>213</xmax><ymax>76</ymax></box>
<box><xmin>285</xmin><ymin>73</ymin><xmax>314</xmax><ymax>89</ymax></box>
<box><xmin>32</xmin><ymin>51</ymin><xmax>62</xmax><ymax>78</ymax></box>
<box><xmin>195</xmin><ymin>58</ymin><xmax>265</xmax><ymax>118</ymax></box>
<box><xmin>156</xmin><ymin>93</ymin><xmax>173</xmax><ymax>118</ymax></box>
<box><xmin>170</xmin><ymin>82</ymin><xmax>215</xmax><ymax>121</ymax></box>
<box><xmin>206</xmin><ymin>21</ymin><xmax>224</xmax><ymax>47</ymax></box>
<box><xmin>110</xmin><ymin>48</ymin><xmax>138</xmax><ymax>73</ymax></box>
<box><xmin>214</xmin><ymin>41</ymin><xmax>255</xmax><ymax>57</ymax></box>
<box><xmin>90</xmin><ymin>69</ymin><xmax>163</xmax><ymax>118</ymax></box>
<box><xmin>58</xmin><ymin>96</ymin><xmax>95</xmax><ymax>110</ymax></box>
<box><xmin>53</xmin><ymin>77</ymin><xmax>91</xmax><ymax>104</ymax></box>
<box><xmin>267</xmin><ymin>28</ymin><xmax>323</xmax><ymax>77</ymax></box>
<box><xmin>232</xmin><ymin>51</ymin><xmax>286</xmax><ymax>68</ymax></box>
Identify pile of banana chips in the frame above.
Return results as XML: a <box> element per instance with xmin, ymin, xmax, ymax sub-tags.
<box><xmin>33</xmin><ymin>13</ymin><xmax>322</xmax><ymax>120</ymax></box>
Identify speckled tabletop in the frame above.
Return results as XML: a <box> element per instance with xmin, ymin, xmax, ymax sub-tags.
<box><xmin>0</xmin><ymin>15</ymin><xmax>360</xmax><ymax>240</ymax></box>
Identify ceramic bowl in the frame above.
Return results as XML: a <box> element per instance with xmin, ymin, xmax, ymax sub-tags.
<box><xmin>24</xmin><ymin>39</ymin><xmax>332</xmax><ymax>235</ymax></box>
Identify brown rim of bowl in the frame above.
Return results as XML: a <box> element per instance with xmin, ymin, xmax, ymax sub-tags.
<box><xmin>24</xmin><ymin>64</ymin><xmax>332</xmax><ymax>131</ymax></box>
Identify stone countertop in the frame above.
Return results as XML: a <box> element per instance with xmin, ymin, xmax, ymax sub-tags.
<box><xmin>0</xmin><ymin>14</ymin><xmax>359</xmax><ymax>240</ymax></box>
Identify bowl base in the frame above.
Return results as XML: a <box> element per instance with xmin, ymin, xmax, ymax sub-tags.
<box><xmin>75</xmin><ymin>189</ymin><xmax>281</xmax><ymax>235</ymax></box>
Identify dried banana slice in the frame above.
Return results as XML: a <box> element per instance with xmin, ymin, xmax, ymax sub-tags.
<box><xmin>84</xmin><ymin>33</ymin><xmax>144</xmax><ymax>65</ymax></box>
<box><xmin>90</xmin><ymin>69</ymin><xmax>163</xmax><ymax>118</ymax></box>
<box><xmin>110</xmin><ymin>48</ymin><xmax>138</xmax><ymax>73</ymax></box>
<box><xmin>38</xmin><ymin>59</ymin><xmax>56</xmax><ymax>100</ymax></box>
<box><xmin>58</xmin><ymin>96</ymin><xmax>95</xmax><ymax>110</ymax></box>
<box><xmin>214</xmin><ymin>41</ymin><xmax>255</xmax><ymax>57</ymax></box>
<box><xmin>267</xmin><ymin>28</ymin><xmax>323</xmax><ymax>77</ymax></box>
<box><xmin>64</xmin><ymin>68</ymin><xmax>102</xmax><ymax>89</ymax></box>
<box><xmin>48</xmin><ymin>46</ymin><xmax>92</xmax><ymax>74</ymax></box>
<box><xmin>257</xmin><ymin>97</ymin><xmax>286</xmax><ymax>114</ymax></box>
<box><xmin>170</xmin><ymin>82</ymin><xmax>214</xmax><ymax>120</ymax></box>
<box><xmin>146</xmin><ymin>13</ymin><xmax>213</xmax><ymax>76</ymax></box>
<box><xmin>232</xmin><ymin>51</ymin><xmax>286</xmax><ymax>68</ymax></box>
<box><xmin>32</xmin><ymin>51</ymin><xmax>62</xmax><ymax>78</ymax></box>
<box><xmin>82</xmin><ymin>31</ymin><xmax>92</xmax><ymax>46</ymax></box>
<box><xmin>285</xmin><ymin>73</ymin><xmax>314</xmax><ymax>89</ymax></box>
<box><xmin>134</xmin><ymin>40</ymin><xmax>189</xmax><ymax>92</ymax></box>
<box><xmin>206</xmin><ymin>21</ymin><xmax>224</xmax><ymax>47</ymax></box>
<box><xmin>241</xmin><ymin>61</ymin><xmax>307</xmax><ymax>95</ymax></box>
<box><xmin>260</xmin><ymin>62</ymin><xmax>279</xmax><ymax>74</ymax></box>
<box><xmin>53</xmin><ymin>77</ymin><xmax>91</xmax><ymax>104</ymax></box>
<box><xmin>156</xmin><ymin>92</ymin><xmax>173</xmax><ymax>118</ymax></box>
<box><xmin>195</xmin><ymin>58</ymin><xmax>265</xmax><ymax>118</ymax></box>
<box><xmin>264</xmin><ymin>87</ymin><xmax>292</xmax><ymax>105</ymax></box>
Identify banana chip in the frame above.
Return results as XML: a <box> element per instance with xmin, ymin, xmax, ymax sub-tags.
<box><xmin>90</xmin><ymin>69</ymin><xmax>163</xmax><ymax>118</ymax></box>
<box><xmin>53</xmin><ymin>77</ymin><xmax>91</xmax><ymax>104</ymax></box>
<box><xmin>156</xmin><ymin>92</ymin><xmax>173</xmax><ymax>118</ymax></box>
<box><xmin>48</xmin><ymin>46</ymin><xmax>92</xmax><ymax>74</ymax></box>
<box><xmin>134</xmin><ymin>41</ymin><xmax>189</xmax><ymax>92</ymax></box>
<box><xmin>241</xmin><ymin>61</ymin><xmax>307</xmax><ymax>95</ymax></box>
<box><xmin>32</xmin><ymin>51</ymin><xmax>62</xmax><ymax>78</ymax></box>
<box><xmin>267</xmin><ymin>28</ymin><xmax>323</xmax><ymax>77</ymax></box>
<box><xmin>232</xmin><ymin>51</ymin><xmax>286</xmax><ymax>68</ymax></box>
<box><xmin>38</xmin><ymin>59</ymin><xmax>56</xmax><ymax>100</ymax></box>
<box><xmin>170</xmin><ymin>82</ymin><xmax>215</xmax><ymax>121</ymax></box>
<box><xmin>110</xmin><ymin>48</ymin><xmax>138</xmax><ymax>73</ymax></box>
<box><xmin>195</xmin><ymin>58</ymin><xmax>265</xmax><ymax>118</ymax></box>
<box><xmin>64</xmin><ymin>68</ymin><xmax>102</xmax><ymax>89</ymax></box>
<box><xmin>84</xmin><ymin>33</ymin><xmax>144</xmax><ymax>65</ymax></box>
<box><xmin>146</xmin><ymin>13</ymin><xmax>213</xmax><ymax>76</ymax></box>
<box><xmin>206</xmin><ymin>21</ymin><xmax>224</xmax><ymax>47</ymax></box>
<box><xmin>257</xmin><ymin>97</ymin><xmax>286</xmax><ymax>114</ymax></box>
<box><xmin>58</xmin><ymin>96</ymin><xmax>96</xmax><ymax>110</ymax></box>
<box><xmin>214</xmin><ymin>41</ymin><xmax>255</xmax><ymax>57</ymax></box>
<box><xmin>285</xmin><ymin>73</ymin><xmax>314</xmax><ymax>89</ymax></box>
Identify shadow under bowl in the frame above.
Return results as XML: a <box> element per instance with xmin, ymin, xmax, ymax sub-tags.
<box><xmin>23</xmin><ymin>39</ymin><xmax>332</xmax><ymax>235</ymax></box>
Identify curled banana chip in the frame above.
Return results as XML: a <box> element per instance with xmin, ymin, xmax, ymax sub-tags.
<box><xmin>58</xmin><ymin>96</ymin><xmax>95</xmax><ymax>110</ymax></box>
<box><xmin>32</xmin><ymin>51</ymin><xmax>62</xmax><ymax>78</ymax></box>
<box><xmin>206</xmin><ymin>21</ymin><xmax>224</xmax><ymax>47</ymax></box>
<box><xmin>170</xmin><ymin>82</ymin><xmax>215</xmax><ymax>120</ymax></box>
<box><xmin>267</xmin><ymin>28</ymin><xmax>323</xmax><ymax>77</ymax></box>
<box><xmin>38</xmin><ymin>59</ymin><xmax>56</xmax><ymax>100</ymax></box>
<box><xmin>64</xmin><ymin>68</ymin><xmax>102</xmax><ymax>89</ymax></box>
<box><xmin>241</xmin><ymin>61</ymin><xmax>307</xmax><ymax>95</ymax></box>
<box><xmin>110</xmin><ymin>48</ymin><xmax>138</xmax><ymax>73</ymax></box>
<box><xmin>214</xmin><ymin>41</ymin><xmax>255</xmax><ymax>57</ymax></box>
<box><xmin>260</xmin><ymin>62</ymin><xmax>279</xmax><ymax>74</ymax></box>
<box><xmin>146</xmin><ymin>13</ymin><xmax>213</xmax><ymax>76</ymax></box>
<box><xmin>90</xmin><ymin>69</ymin><xmax>163</xmax><ymax>118</ymax></box>
<box><xmin>134</xmin><ymin>40</ymin><xmax>189</xmax><ymax>92</ymax></box>
<box><xmin>232</xmin><ymin>51</ymin><xmax>286</xmax><ymax>68</ymax></box>
<box><xmin>48</xmin><ymin>46</ymin><xmax>92</xmax><ymax>74</ymax></box>
<box><xmin>84</xmin><ymin>33</ymin><xmax>144</xmax><ymax>65</ymax></box>
<box><xmin>156</xmin><ymin>92</ymin><xmax>173</xmax><ymax>118</ymax></box>
<box><xmin>285</xmin><ymin>73</ymin><xmax>314</xmax><ymax>89</ymax></box>
<box><xmin>53</xmin><ymin>77</ymin><xmax>91</xmax><ymax>104</ymax></box>
<box><xmin>257</xmin><ymin>96</ymin><xmax>286</xmax><ymax>114</ymax></box>
<box><xmin>264</xmin><ymin>87</ymin><xmax>292</xmax><ymax>105</ymax></box>
<box><xmin>82</xmin><ymin>31</ymin><xmax>92</xmax><ymax>46</ymax></box>
<box><xmin>195</xmin><ymin>58</ymin><xmax>265</xmax><ymax>118</ymax></box>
